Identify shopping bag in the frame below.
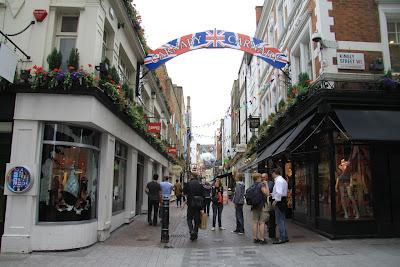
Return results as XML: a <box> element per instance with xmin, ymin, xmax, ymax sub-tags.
<box><xmin>200</xmin><ymin>211</ymin><xmax>208</xmax><ymax>230</ymax></box>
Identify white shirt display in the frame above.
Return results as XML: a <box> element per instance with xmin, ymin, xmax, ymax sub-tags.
<box><xmin>272</xmin><ymin>175</ymin><xmax>288</xmax><ymax>201</ymax></box>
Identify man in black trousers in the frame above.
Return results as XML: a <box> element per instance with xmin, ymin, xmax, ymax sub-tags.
<box><xmin>184</xmin><ymin>175</ymin><xmax>205</xmax><ymax>241</ymax></box>
<box><xmin>145</xmin><ymin>174</ymin><xmax>161</xmax><ymax>226</ymax></box>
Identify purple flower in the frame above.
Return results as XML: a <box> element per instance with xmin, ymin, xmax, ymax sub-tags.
<box><xmin>72</xmin><ymin>72</ymin><xmax>79</xmax><ymax>81</ymax></box>
<box><xmin>383</xmin><ymin>77</ymin><xmax>397</xmax><ymax>89</ymax></box>
<box><xmin>56</xmin><ymin>72</ymin><xmax>64</xmax><ymax>81</ymax></box>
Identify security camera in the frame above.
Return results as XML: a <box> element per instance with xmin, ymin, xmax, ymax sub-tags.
<box><xmin>312</xmin><ymin>31</ymin><xmax>322</xmax><ymax>43</ymax></box>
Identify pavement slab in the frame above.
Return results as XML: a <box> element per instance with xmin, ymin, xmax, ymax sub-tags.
<box><xmin>1</xmin><ymin>201</ymin><xmax>400</xmax><ymax>266</ymax></box>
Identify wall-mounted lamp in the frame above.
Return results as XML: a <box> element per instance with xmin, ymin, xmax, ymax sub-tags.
<box><xmin>151</xmin><ymin>91</ymin><xmax>156</xmax><ymax>100</ymax></box>
<box><xmin>95</xmin><ymin>62</ymin><xmax>109</xmax><ymax>76</ymax></box>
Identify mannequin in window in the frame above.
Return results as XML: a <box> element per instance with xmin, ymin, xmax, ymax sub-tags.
<box><xmin>335</xmin><ymin>159</ymin><xmax>360</xmax><ymax>219</ymax></box>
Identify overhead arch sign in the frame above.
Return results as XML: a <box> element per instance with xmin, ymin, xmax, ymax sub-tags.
<box><xmin>144</xmin><ymin>29</ymin><xmax>288</xmax><ymax>70</ymax></box>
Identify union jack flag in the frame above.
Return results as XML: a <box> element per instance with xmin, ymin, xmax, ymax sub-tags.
<box><xmin>204</xmin><ymin>29</ymin><xmax>226</xmax><ymax>48</ymax></box>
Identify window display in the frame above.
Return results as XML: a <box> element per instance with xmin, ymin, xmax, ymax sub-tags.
<box><xmin>294</xmin><ymin>161</ymin><xmax>308</xmax><ymax>214</ymax></box>
<box><xmin>318</xmin><ymin>148</ymin><xmax>331</xmax><ymax>219</ymax></box>
<box><xmin>285</xmin><ymin>161</ymin><xmax>293</xmax><ymax>210</ymax></box>
<box><xmin>39</xmin><ymin>124</ymin><xmax>99</xmax><ymax>222</ymax></box>
<box><xmin>112</xmin><ymin>141</ymin><xmax>127</xmax><ymax>213</ymax></box>
<box><xmin>335</xmin><ymin>144</ymin><xmax>373</xmax><ymax>220</ymax></box>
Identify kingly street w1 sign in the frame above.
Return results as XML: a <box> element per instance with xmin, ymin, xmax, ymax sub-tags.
<box><xmin>144</xmin><ymin>29</ymin><xmax>288</xmax><ymax>70</ymax></box>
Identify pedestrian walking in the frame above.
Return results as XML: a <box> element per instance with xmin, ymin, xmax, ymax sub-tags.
<box><xmin>159</xmin><ymin>176</ymin><xmax>173</xmax><ymax>222</ymax></box>
<box><xmin>184</xmin><ymin>175</ymin><xmax>205</xmax><ymax>241</ymax></box>
<box><xmin>262</xmin><ymin>172</ymin><xmax>276</xmax><ymax>241</ymax></box>
<box><xmin>211</xmin><ymin>178</ymin><xmax>225</xmax><ymax>230</ymax></box>
<box><xmin>271</xmin><ymin>168</ymin><xmax>289</xmax><ymax>244</ymax></box>
<box><xmin>203</xmin><ymin>181</ymin><xmax>212</xmax><ymax>215</ymax></box>
<box><xmin>173</xmin><ymin>179</ymin><xmax>183</xmax><ymax>207</ymax></box>
<box><xmin>232</xmin><ymin>173</ymin><xmax>245</xmax><ymax>234</ymax></box>
<box><xmin>145</xmin><ymin>174</ymin><xmax>161</xmax><ymax>226</ymax></box>
<box><xmin>247</xmin><ymin>172</ymin><xmax>270</xmax><ymax>244</ymax></box>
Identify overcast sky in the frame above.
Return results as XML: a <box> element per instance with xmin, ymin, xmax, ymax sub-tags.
<box><xmin>135</xmin><ymin>0</ymin><xmax>264</xmax><ymax>147</ymax></box>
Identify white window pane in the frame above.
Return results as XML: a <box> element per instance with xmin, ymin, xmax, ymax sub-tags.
<box><xmin>390</xmin><ymin>44</ymin><xmax>400</xmax><ymax>72</ymax></box>
<box><xmin>387</xmin><ymin>22</ymin><xmax>396</xmax><ymax>32</ymax></box>
<box><xmin>388</xmin><ymin>33</ymin><xmax>397</xmax><ymax>44</ymax></box>
<box><xmin>60</xmin><ymin>38</ymin><xmax>76</xmax><ymax>70</ymax></box>
<box><xmin>61</xmin><ymin>16</ymin><xmax>79</xmax><ymax>32</ymax></box>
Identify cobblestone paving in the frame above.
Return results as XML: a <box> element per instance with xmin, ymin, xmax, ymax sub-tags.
<box><xmin>1</xmin><ymin>202</ymin><xmax>400</xmax><ymax>267</ymax></box>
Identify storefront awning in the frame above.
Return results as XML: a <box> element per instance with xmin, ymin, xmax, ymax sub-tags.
<box><xmin>255</xmin><ymin>127</ymin><xmax>296</xmax><ymax>164</ymax></box>
<box><xmin>335</xmin><ymin>109</ymin><xmax>400</xmax><ymax>141</ymax></box>
<box><xmin>272</xmin><ymin>115</ymin><xmax>315</xmax><ymax>157</ymax></box>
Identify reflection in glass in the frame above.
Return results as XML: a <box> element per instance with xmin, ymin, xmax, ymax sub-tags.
<box><xmin>318</xmin><ymin>148</ymin><xmax>331</xmax><ymax>219</ymax></box>
<box><xmin>335</xmin><ymin>144</ymin><xmax>373</xmax><ymax>220</ymax></box>
<box><xmin>294</xmin><ymin>161</ymin><xmax>308</xmax><ymax>214</ymax></box>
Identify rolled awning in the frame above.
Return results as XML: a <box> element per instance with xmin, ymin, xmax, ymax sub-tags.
<box><xmin>335</xmin><ymin>109</ymin><xmax>400</xmax><ymax>141</ymax></box>
<box><xmin>255</xmin><ymin>127</ymin><xmax>296</xmax><ymax>164</ymax></box>
<box><xmin>272</xmin><ymin>115</ymin><xmax>315</xmax><ymax>157</ymax></box>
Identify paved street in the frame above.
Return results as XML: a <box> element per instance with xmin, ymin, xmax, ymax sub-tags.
<box><xmin>1</xmin><ymin>202</ymin><xmax>400</xmax><ymax>267</ymax></box>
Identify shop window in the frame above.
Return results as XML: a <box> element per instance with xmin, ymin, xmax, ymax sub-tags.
<box><xmin>285</xmin><ymin>161</ymin><xmax>293</xmax><ymax>210</ymax></box>
<box><xmin>39</xmin><ymin>124</ymin><xmax>99</xmax><ymax>222</ymax></box>
<box><xmin>334</xmin><ymin>143</ymin><xmax>373</xmax><ymax>221</ymax></box>
<box><xmin>294</xmin><ymin>160</ymin><xmax>308</xmax><ymax>214</ymax></box>
<box><xmin>57</xmin><ymin>16</ymin><xmax>79</xmax><ymax>70</ymax></box>
<box><xmin>318</xmin><ymin>147</ymin><xmax>331</xmax><ymax>219</ymax></box>
<box><xmin>387</xmin><ymin>20</ymin><xmax>400</xmax><ymax>72</ymax></box>
<box><xmin>113</xmin><ymin>141</ymin><xmax>127</xmax><ymax>213</ymax></box>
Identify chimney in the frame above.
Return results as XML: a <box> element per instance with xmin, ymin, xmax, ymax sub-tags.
<box><xmin>187</xmin><ymin>96</ymin><xmax>191</xmax><ymax>109</ymax></box>
<box><xmin>255</xmin><ymin>6</ymin><xmax>263</xmax><ymax>26</ymax></box>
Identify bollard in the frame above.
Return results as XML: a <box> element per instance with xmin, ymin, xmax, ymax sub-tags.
<box><xmin>161</xmin><ymin>197</ymin><xmax>169</xmax><ymax>243</ymax></box>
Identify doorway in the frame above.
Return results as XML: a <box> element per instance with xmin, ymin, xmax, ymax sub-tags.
<box><xmin>0</xmin><ymin>131</ymin><xmax>12</xmax><ymax>246</ymax></box>
<box><xmin>372</xmin><ymin>144</ymin><xmax>400</xmax><ymax>236</ymax></box>
<box><xmin>135</xmin><ymin>154</ymin><xmax>145</xmax><ymax>215</ymax></box>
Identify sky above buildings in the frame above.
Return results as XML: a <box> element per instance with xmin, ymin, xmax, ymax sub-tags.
<box><xmin>135</xmin><ymin>0</ymin><xmax>263</xmax><ymax>149</ymax></box>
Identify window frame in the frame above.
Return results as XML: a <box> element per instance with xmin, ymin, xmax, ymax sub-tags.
<box><xmin>56</xmin><ymin>15</ymin><xmax>80</xmax><ymax>70</ymax></box>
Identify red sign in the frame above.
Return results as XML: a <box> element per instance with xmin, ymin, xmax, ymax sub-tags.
<box><xmin>33</xmin><ymin>9</ymin><xmax>48</xmax><ymax>22</ymax></box>
<box><xmin>147</xmin><ymin>122</ymin><xmax>161</xmax><ymax>133</ymax></box>
<box><xmin>168</xmin><ymin>147</ymin><xmax>177</xmax><ymax>154</ymax></box>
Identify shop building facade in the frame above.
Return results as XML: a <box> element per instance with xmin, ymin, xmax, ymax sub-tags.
<box><xmin>0</xmin><ymin>0</ymin><xmax>177</xmax><ymax>252</ymax></box>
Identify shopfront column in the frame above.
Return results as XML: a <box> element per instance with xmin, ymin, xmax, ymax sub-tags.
<box><xmin>124</xmin><ymin>148</ymin><xmax>138</xmax><ymax>223</ymax></box>
<box><xmin>1</xmin><ymin>120</ymin><xmax>41</xmax><ymax>253</ymax></box>
<box><xmin>158</xmin><ymin>163</ymin><xmax>163</xmax><ymax>179</ymax></box>
<box><xmin>97</xmin><ymin>133</ymin><xmax>115</xmax><ymax>241</ymax></box>
<box><xmin>141</xmin><ymin>158</ymin><xmax>154</xmax><ymax>213</ymax></box>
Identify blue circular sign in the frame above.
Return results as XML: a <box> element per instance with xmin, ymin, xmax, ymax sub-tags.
<box><xmin>6</xmin><ymin>166</ymin><xmax>34</xmax><ymax>193</ymax></box>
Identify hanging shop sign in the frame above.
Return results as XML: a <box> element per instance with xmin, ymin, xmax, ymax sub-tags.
<box><xmin>144</xmin><ymin>29</ymin><xmax>288</xmax><ymax>70</ymax></box>
<box><xmin>147</xmin><ymin>122</ymin><xmax>161</xmax><ymax>133</ymax></box>
<box><xmin>169</xmin><ymin>165</ymin><xmax>183</xmax><ymax>176</ymax></box>
<box><xmin>0</xmin><ymin>44</ymin><xmax>18</xmax><ymax>83</ymax></box>
<box><xmin>168</xmin><ymin>147</ymin><xmax>177</xmax><ymax>154</ymax></box>
<box><xmin>6</xmin><ymin>166</ymin><xmax>34</xmax><ymax>193</ymax></box>
<box><xmin>235</xmin><ymin>144</ymin><xmax>247</xmax><ymax>153</ymax></box>
<box><xmin>249</xmin><ymin>116</ymin><xmax>261</xmax><ymax>129</ymax></box>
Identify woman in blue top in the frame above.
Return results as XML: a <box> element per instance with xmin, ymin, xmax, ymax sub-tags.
<box><xmin>211</xmin><ymin>178</ymin><xmax>225</xmax><ymax>230</ymax></box>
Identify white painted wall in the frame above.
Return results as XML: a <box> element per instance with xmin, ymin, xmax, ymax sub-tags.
<box><xmin>1</xmin><ymin>93</ymin><xmax>169</xmax><ymax>252</ymax></box>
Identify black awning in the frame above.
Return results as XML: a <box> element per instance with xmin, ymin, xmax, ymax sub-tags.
<box><xmin>335</xmin><ymin>110</ymin><xmax>400</xmax><ymax>141</ymax></box>
<box><xmin>272</xmin><ymin>115</ymin><xmax>315</xmax><ymax>156</ymax></box>
<box><xmin>255</xmin><ymin>127</ymin><xmax>296</xmax><ymax>164</ymax></box>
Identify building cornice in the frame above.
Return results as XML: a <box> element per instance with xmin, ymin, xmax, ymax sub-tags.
<box><xmin>375</xmin><ymin>0</ymin><xmax>400</xmax><ymax>4</ymax></box>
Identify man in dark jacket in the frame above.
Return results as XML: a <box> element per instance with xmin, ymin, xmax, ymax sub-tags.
<box><xmin>184</xmin><ymin>175</ymin><xmax>205</xmax><ymax>241</ymax></box>
<box><xmin>232</xmin><ymin>173</ymin><xmax>245</xmax><ymax>234</ymax></box>
<box><xmin>145</xmin><ymin>174</ymin><xmax>161</xmax><ymax>226</ymax></box>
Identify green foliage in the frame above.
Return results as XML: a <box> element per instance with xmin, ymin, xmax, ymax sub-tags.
<box><xmin>108</xmin><ymin>66</ymin><xmax>120</xmax><ymax>84</ymax></box>
<box><xmin>67</xmin><ymin>48</ymin><xmax>80</xmax><ymax>70</ymax></box>
<box><xmin>278</xmin><ymin>99</ymin><xmax>286</xmax><ymax>112</ymax></box>
<box><xmin>47</xmin><ymin>48</ymin><xmax>62</xmax><ymax>70</ymax></box>
<box><xmin>298</xmin><ymin>72</ymin><xmax>310</xmax><ymax>88</ymax></box>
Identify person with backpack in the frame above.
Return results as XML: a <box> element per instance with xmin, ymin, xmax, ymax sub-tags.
<box><xmin>184</xmin><ymin>175</ymin><xmax>205</xmax><ymax>241</ymax></box>
<box><xmin>232</xmin><ymin>173</ymin><xmax>245</xmax><ymax>234</ymax></box>
<box><xmin>262</xmin><ymin>172</ymin><xmax>276</xmax><ymax>241</ymax></box>
<box><xmin>246</xmin><ymin>172</ymin><xmax>270</xmax><ymax>244</ymax></box>
<box><xmin>211</xmin><ymin>178</ymin><xmax>225</xmax><ymax>230</ymax></box>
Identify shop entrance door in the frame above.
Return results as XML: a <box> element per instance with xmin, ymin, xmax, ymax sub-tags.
<box><xmin>0</xmin><ymin>132</ymin><xmax>12</xmax><ymax>247</ymax></box>
<box><xmin>373</xmin><ymin>144</ymin><xmax>400</xmax><ymax>236</ymax></box>
<box><xmin>135</xmin><ymin>157</ymin><xmax>144</xmax><ymax>215</ymax></box>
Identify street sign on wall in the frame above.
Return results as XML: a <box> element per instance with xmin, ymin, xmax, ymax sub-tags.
<box><xmin>144</xmin><ymin>29</ymin><xmax>288</xmax><ymax>70</ymax></box>
<box><xmin>337</xmin><ymin>52</ymin><xmax>365</xmax><ymax>70</ymax></box>
<box><xmin>249</xmin><ymin>116</ymin><xmax>260</xmax><ymax>129</ymax></box>
<box><xmin>6</xmin><ymin>166</ymin><xmax>34</xmax><ymax>193</ymax></box>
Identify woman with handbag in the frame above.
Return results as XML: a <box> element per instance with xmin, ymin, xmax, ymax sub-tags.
<box><xmin>211</xmin><ymin>178</ymin><xmax>225</xmax><ymax>231</ymax></box>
